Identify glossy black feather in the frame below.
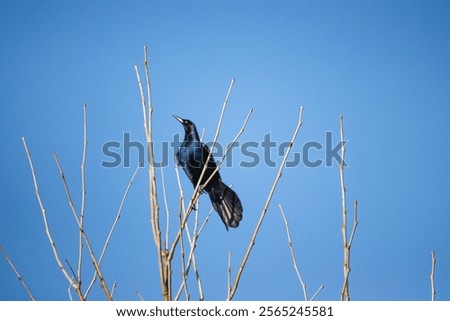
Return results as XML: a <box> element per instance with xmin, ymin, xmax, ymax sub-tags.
<box><xmin>174</xmin><ymin>115</ymin><xmax>243</xmax><ymax>229</ymax></box>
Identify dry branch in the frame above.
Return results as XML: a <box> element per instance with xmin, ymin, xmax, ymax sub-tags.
<box><xmin>53</xmin><ymin>150</ymin><xmax>112</xmax><ymax>300</ymax></box>
<box><xmin>83</xmin><ymin>162</ymin><xmax>142</xmax><ymax>298</ymax></box>
<box><xmin>160</xmin><ymin>165</ymin><xmax>170</xmax><ymax>251</ymax></box>
<box><xmin>135</xmin><ymin>45</ymin><xmax>167</xmax><ymax>300</ymax></box>
<box><xmin>228</xmin><ymin>106</ymin><xmax>304</xmax><ymax>300</ymax></box>
<box><xmin>430</xmin><ymin>250</ymin><xmax>436</xmax><ymax>301</ymax></box>
<box><xmin>78</xmin><ymin>103</ymin><xmax>88</xmax><ymax>285</ymax></box>
<box><xmin>227</xmin><ymin>252</ymin><xmax>232</xmax><ymax>299</ymax></box>
<box><xmin>278</xmin><ymin>204</ymin><xmax>308</xmax><ymax>301</ymax></box>
<box><xmin>310</xmin><ymin>285</ymin><xmax>325</xmax><ymax>301</ymax></box>
<box><xmin>22</xmin><ymin>137</ymin><xmax>83</xmax><ymax>299</ymax></box>
<box><xmin>339</xmin><ymin>116</ymin><xmax>358</xmax><ymax>301</ymax></box>
<box><xmin>178</xmin><ymin>197</ymin><xmax>190</xmax><ymax>300</ymax></box>
<box><xmin>0</xmin><ymin>244</ymin><xmax>35</xmax><ymax>300</ymax></box>
<box><xmin>136</xmin><ymin>291</ymin><xmax>145</xmax><ymax>301</ymax></box>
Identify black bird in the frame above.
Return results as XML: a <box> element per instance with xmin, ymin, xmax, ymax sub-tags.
<box><xmin>173</xmin><ymin>115</ymin><xmax>243</xmax><ymax>229</ymax></box>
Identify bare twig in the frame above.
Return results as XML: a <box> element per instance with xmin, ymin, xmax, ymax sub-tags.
<box><xmin>84</xmin><ymin>162</ymin><xmax>142</xmax><ymax>298</ymax></box>
<box><xmin>178</xmin><ymin>197</ymin><xmax>190</xmax><ymax>300</ymax></box>
<box><xmin>78</xmin><ymin>103</ymin><xmax>88</xmax><ymax>286</ymax></box>
<box><xmin>197</xmin><ymin>207</ymin><xmax>214</xmax><ymax>236</ymax></box>
<box><xmin>228</xmin><ymin>106</ymin><xmax>304</xmax><ymax>300</ymax></box>
<box><xmin>193</xmin><ymin>258</ymin><xmax>205</xmax><ymax>301</ymax></box>
<box><xmin>54</xmin><ymin>104</ymin><xmax>115</xmax><ymax>300</ymax></box>
<box><xmin>22</xmin><ymin>137</ymin><xmax>83</xmax><ymax>299</ymax></box>
<box><xmin>339</xmin><ymin>116</ymin><xmax>358</xmax><ymax>301</ymax></box>
<box><xmin>76</xmin><ymin>224</ymin><xmax>112</xmax><ymax>300</ymax></box>
<box><xmin>160</xmin><ymin>165</ymin><xmax>170</xmax><ymax>251</ymax></box>
<box><xmin>136</xmin><ymin>291</ymin><xmax>145</xmax><ymax>301</ymax></box>
<box><xmin>67</xmin><ymin>282</ymin><xmax>75</xmax><ymax>301</ymax></box>
<box><xmin>111</xmin><ymin>281</ymin><xmax>117</xmax><ymax>299</ymax></box>
<box><xmin>310</xmin><ymin>285</ymin><xmax>325</xmax><ymax>301</ymax></box>
<box><xmin>183</xmin><ymin>210</ymin><xmax>205</xmax><ymax>300</ymax></box>
<box><xmin>53</xmin><ymin>154</ymin><xmax>80</xmax><ymax>219</ymax></box>
<box><xmin>0</xmin><ymin>244</ymin><xmax>35</xmax><ymax>300</ymax></box>
<box><xmin>200</xmin><ymin>108</ymin><xmax>253</xmax><ymax>191</ymax></box>
<box><xmin>174</xmin><ymin>201</ymin><xmax>211</xmax><ymax>301</ymax></box>
<box><xmin>278</xmin><ymin>204</ymin><xmax>308</xmax><ymax>301</ymax></box>
<box><xmin>194</xmin><ymin>79</ymin><xmax>235</xmax><ymax>194</ymax></box>
<box><xmin>183</xmin><ymin>194</ymin><xmax>211</xmax><ymax>300</ymax></box>
<box><xmin>227</xmin><ymin>252</ymin><xmax>232</xmax><ymax>299</ymax></box>
<box><xmin>99</xmin><ymin>162</ymin><xmax>142</xmax><ymax>265</ymax></box>
<box><xmin>135</xmin><ymin>45</ymin><xmax>167</xmax><ymax>300</ymax></box>
<box><xmin>430</xmin><ymin>250</ymin><xmax>436</xmax><ymax>301</ymax></box>
<box><xmin>65</xmin><ymin>258</ymin><xmax>77</xmax><ymax>281</ymax></box>
<box><xmin>67</xmin><ymin>284</ymin><xmax>73</xmax><ymax>301</ymax></box>
<box><xmin>339</xmin><ymin>115</ymin><xmax>348</xmax><ymax>301</ymax></box>
<box><xmin>348</xmin><ymin>200</ymin><xmax>359</xmax><ymax>248</ymax></box>
<box><xmin>54</xmin><ymin>151</ymin><xmax>112</xmax><ymax>300</ymax></box>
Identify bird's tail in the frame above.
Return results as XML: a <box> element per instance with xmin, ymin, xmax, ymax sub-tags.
<box><xmin>208</xmin><ymin>180</ymin><xmax>243</xmax><ymax>229</ymax></box>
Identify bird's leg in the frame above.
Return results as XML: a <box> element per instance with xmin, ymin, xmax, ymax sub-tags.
<box><xmin>190</xmin><ymin>185</ymin><xmax>205</xmax><ymax>211</ymax></box>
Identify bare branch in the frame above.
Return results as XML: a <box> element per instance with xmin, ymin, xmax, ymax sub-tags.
<box><xmin>227</xmin><ymin>252</ymin><xmax>232</xmax><ymax>299</ymax></box>
<box><xmin>53</xmin><ymin>150</ymin><xmax>112</xmax><ymax>300</ymax></box>
<box><xmin>143</xmin><ymin>46</ymin><xmax>161</xmax><ymax>250</ymax></box>
<box><xmin>78</xmin><ymin>103</ymin><xmax>88</xmax><ymax>285</ymax></box>
<box><xmin>136</xmin><ymin>291</ymin><xmax>145</xmax><ymax>301</ymax></box>
<box><xmin>201</xmin><ymin>108</ymin><xmax>253</xmax><ymax>190</ymax></box>
<box><xmin>339</xmin><ymin>116</ymin><xmax>358</xmax><ymax>301</ymax></box>
<box><xmin>196</xmin><ymin>79</ymin><xmax>235</xmax><ymax>191</ymax></box>
<box><xmin>174</xmin><ymin>202</ymin><xmax>211</xmax><ymax>301</ymax></box>
<box><xmin>67</xmin><ymin>283</ymin><xmax>74</xmax><ymax>301</ymax></box>
<box><xmin>348</xmin><ymin>200</ymin><xmax>358</xmax><ymax>247</ymax></box>
<box><xmin>100</xmin><ymin>162</ymin><xmax>142</xmax><ymax>262</ymax></box>
<box><xmin>22</xmin><ymin>137</ymin><xmax>82</xmax><ymax>298</ymax></box>
<box><xmin>339</xmin><ymin>115</ymin><xmax>348</xmax><ymax>301</ymax></box>
<box><xmin>78</xmin><ymin>226</ymin><xmax>112</xmax><ymax>300</ymax></box>
<box><xmin>228</xmin><ymin>106</ymin><xmax>304</xmax><ymax>300</ymax></box>
<box><xmin>0</xmin><ymin>244</ymin><xmax>35</xmax><ymax>300</ymax></box>
<box><xmin>178</xmin><ymin>197</ymin><xmax>190</xmax><ymax>300</ymax></box>
<box><xmin>310</xmin><ymin>285</ymin><xmax>325</xmax><ymax>301</ymax></box>
<box><xmin>111</xmin><ymin>281</ymin><xmax>117</xmax><ymax>299</ymax></box>
<box><xmin>430</xmin><ymin>250</ymin><xmax>436</xmax><ymax>301</ymax></box>
<box><xmin>65</xmin><ymin>258</ymin><xmax>77</xmax><ymax>281</ymax></box>
<box><xmin>160</xmin><ymin>165</ymin><xmax>170</xmax><ymax>251</ymax></box>
<box><xmin>84</xmin><ymin>162</ymin><xmax>141</xmax><ymax>298</ymax></box>
<box><xmin>135</xmin><ymin>45</ymin><xmax>167</xmax><ymax>300</ymax></box>
<box><xmin>278</xmin><ymin>204</ymin><xmax>308</xmax><ymax>301</ymax></box>
<box><xmin>53</xmin><ymin>154</ymin><xmax>80</xmax><ymax>220</ymax></box>
<box><xmin>53</xmin><ymin>104</ymin><xmax>101</xmax><ymax>298</ymax></box>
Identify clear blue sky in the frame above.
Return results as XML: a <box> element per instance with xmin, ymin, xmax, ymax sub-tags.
<box><xmin>1</xmin><ymin>0</ymin><xmax>450</xmax><ymax>300</ymax></box>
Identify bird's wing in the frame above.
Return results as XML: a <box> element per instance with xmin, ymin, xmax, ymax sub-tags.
<box><xmin>201</xmin><ymin>143</ymin><xmax>219</xmax><ymax>168</ymax></box>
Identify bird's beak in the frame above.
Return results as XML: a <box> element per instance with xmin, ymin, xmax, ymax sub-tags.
<box><xmin>173</xmin><ymin>115</ymin><xmax>184</xmax><ymax>124</ymax></box>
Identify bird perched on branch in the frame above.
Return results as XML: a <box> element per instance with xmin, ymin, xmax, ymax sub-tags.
<box><xmin>173</xmin><ymin>115</ymin><xmax>243</xmax><ymax>229</ymax></box>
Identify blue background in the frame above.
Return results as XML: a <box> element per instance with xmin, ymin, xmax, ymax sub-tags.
<box><xmin>1</xmin><ymin>0</ymin><xmax>449</xmax><ymax>300</ymax></box>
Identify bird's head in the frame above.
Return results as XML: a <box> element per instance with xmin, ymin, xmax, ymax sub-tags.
<box><xmin>173</xmin><ymin>115</ymin><xmax>197</xmax><ymax>133</ymax></box>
